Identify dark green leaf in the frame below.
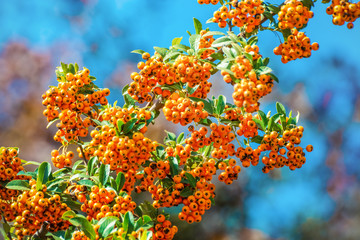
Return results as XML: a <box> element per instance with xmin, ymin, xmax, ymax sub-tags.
<box><xmin>98</xmin><ymin>216</ymin><xmax>119</xmax><ymax>238</ymax></box>
<box><xmin>253</xmin><ymin>118</ymin><xmax>265</xmax><ymax>131</ymax></box>
<box><xmin>116</xmin><ymin>172</ymin><xmax>125</xmax><ymax>192</ymax></box>
<box><xmin>99</xmin><ymin>164</ymin><xmax>110</xmax><ymax>187</ymax></box>
<box><xmin>88</xmin><ymin>156</ymin><xmax>98</xmax><ymax>176</ymax></box>
<box><xmin>168</xmin><ymin>157</ymin><xmax>179</xmax><ymax>176</ymax></box>
<box><xmin>184</xmin><ymin>173</ymin><xmax>196</xmax><ymax>188</ymax></box>
<box><xmin>5</xmin><ymin>180</ymin><xmax>30</xmax><ymax>191</ymax></box>
<box><xmin>78</xmin><ymin>179</ymin><xmax>95</xmax><ymax>188</ymax></box>
<box><xmin>216</xmin><ymin>95</ymin><xmax>226</xmax><ymax>115</ymax></box>
<box><xmin>180</xmin><ymin>186</ymin><xmax>194</xmax><ymax>197</ymax></box>
<box><xmin>69</xmin><ymin>216</ymin><xmax>96</xmax><ymax>240</ymax></box>
<box><xmin>193</xmin><ymin>18</ymin><xmax>202</xmax><ymax>34</ymax></box>
<box><xmin>36</xmin><ymin>162</ymin><xmax>51</xmax><ymax>190</ymax></box>
<box><xmin>276</xmin><ymin>102</ymin><xmax>286</xmax><ymax>116</ymax></box>
<box><xmin>122</xmin><ymin>118</ymin><xmax>138</xmax><ymax>134</ymax></box>
<box><xmin>123</xmin><ymin>211</ymin><xmax>135</xmax><ymax>234</ymax></box>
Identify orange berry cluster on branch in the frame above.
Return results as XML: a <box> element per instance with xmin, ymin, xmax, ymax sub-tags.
<box><xmin>237</xmin><ymin>113</ymin><xmax>259</xmax><ymax>138</ymax></box>
<box><xmin>199</xmin><ymin>30</ymin><xmax>216</xmax><ymax>59</ymax></box>
<box><xmin>151</xmin><ymin>215</ymin><xmax>178</xmax><ymax>240</ymax></box>
<box><xmin>209</xmin><ymin>123</ymin><xmax>236</xmax><ymax>159</ymax></box>
<box><xmin>84</xmin><ymin>127</ymin><xmax>157</xmax><ymax>192</ymax></box>
<box><xmin>79</xmin><ymin>185</ymin><xmax>136</xmax><ymax>221</ymax></box>
<box><xmin>212</xmin><ymin>0</ymin><xmax>264</xmax><ymax>32</ymax></box>
<box><xmin>100</xmin><ymin>106</ymin><xmax>151</xmax><ymax>133</ymax></box>
<box><xmin>236</xmin><ymin>146</ymin><xmax>261</xmax><ymax>167</ymax></box>
<box><xmin>278</xmin><ymin>0</ymin><xmax>314</xmax><ymax>29</ymax></box>
<box><xmin>178</xmin><ymin>181</ymin><xmax>215</xmax><ymax>224</ymax></box>
<box><xmin>12</xmin><ymin>180</ymin><xmax>70</xmax><ymax>238</ymax></box>
<box><xmin>258</xmin><ymin>127</ymin><xmax>313</xmax><ymax>173</ymax></box>
<box><xmin>0</xmin><ymin>147</ymin><xmax>25</xmax><ymax>181</ymax></box>
<box><xmin>273</xmin><ymin>29</ymin><xmax>319</xmax><ymax>63</ymax></box>
<box><xmin>197</xmin><ymin>0</ymin><xmax>219</xmax><ymax>5</ymax></box>
<box><xmin>218</xmin><ymin>159</ymin><xmax>242</xmax><ymax>185</ymax></box>
<box><xmin>51</xmin><ymin>149</ymin><xmax>74</xmax><ymax>168</ymax></box>
<box><xmin>326</xmin><ymin>0</ymin><xmax>360</xmax><ymax>29</ymax></box>
<box><xmin>232</xmin><ymin>71</ymin><xmax>274</xmax><ymax>112</ymax></box>
<box><xmin>163</xmin><ymin>93</ymin><xmax>208</xmax><ymax>125</ymax></box>
<box><xmin>42</xmin><ymin>67</ymin><xmax>109</xmax><ymax>143</ymax></box>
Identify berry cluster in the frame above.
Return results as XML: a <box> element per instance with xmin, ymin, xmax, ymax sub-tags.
<box><xmin>151</xmin><ymin>215</ymin><xmax>178</xmax><ymax>240</ymax></box>
<box><xmin>178</xmin><ymin>181</ymin><xmax>215</xmax><ymax>224</ymax></box>
<box><xmin>78</xmin><ymin>185</ymin><xmax>136</xmax><ymax>221</ymax></box>
<box><xmin>218</xmin><ymin>159</ymin><xmax>242</xmax><ymax>185</ymax></box>
<box><xmin>326</xmin><ymin>0</ymin><xmax>360</xmax><ymax>29</ymax></box>
<box><xmin>209</xmin><ymin>123</ymin><xmax>236</xmax><ymax>159</ymax></box>
<box><xmin>212</xmin><ymin>0</ymin><xmax>264</xmax><ymax>32</ymax></box>
<box><xmin>163</xmin><ymin>93</ymin><xmax>209</xmax><ymax>125</ymax></box>
<box><xmin>100</xmin><ymin>106</ymin><xmax>152</xmax><ymax>133</ymax></box>
<box><xmin>50</xmin><ymin>149</ymin><xmax>74</xmax><ymax>168</ymax></box>
<box><xmin>232</xmin><ymin>71</ymin><xmax>274</xmax><ymax>112</ymax></box>
<box><xmin>273</xmin><ymin>29</ymin><xmax>319</xmax><ymax>63</ymax></box>
<box><xmin>0</xmin><ymin>147</ymin><xmax>25</xmax><ymax>181</ymax></box>
<box><xmin>12</xmin><ymin>180</ymin><xmax>70</xmax><ymax>238</ymax></box>
<box><xmin>236</xmin><ymin>146</ymin><xmax>261</xmax><ymax>167</ymax></box>
<box><xmin>199</xmin><ymin>30</ymin><xmax>216</xmax><ymax>59</ymax></box>
<box><xmin>42</xmin><ymin>67</ymin><xmax>109</xmax><ymax>142</ymax></box>
<box><xmin>237</xmin><ymin>113</ymin><xmax>258</xmax><ymax>138</ymax></box>
<box><xmin>197</xmin><ymin>0</ymin><xmax>219</xmax><ymax>4</ymax></box>
<box><xmin>278</xmin><ymin>0</ymin><xmax>314</xmax><ymax>29</ymax></box>
<box><xmin>257</xmin><ymin>127</ymin><xmax>313</xmax><ymax>173</ymax></box>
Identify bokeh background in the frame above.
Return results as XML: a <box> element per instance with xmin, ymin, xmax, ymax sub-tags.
<box><xmin>1</xmin><ymin>0</ymin><xmax>360</xmax><ymax>239</ymax></box>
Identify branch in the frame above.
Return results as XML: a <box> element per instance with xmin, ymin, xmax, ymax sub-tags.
<box><xmin>32</xmin><ymin>221</ymin><xmax>50</xmax><ymax>239</ymax></box>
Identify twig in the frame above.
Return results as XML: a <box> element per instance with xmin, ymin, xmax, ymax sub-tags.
<box><xmin>78</xmin><ymin>144</ymin><xmax>88</xmax><ymax>163</ymax></box>
<box><xmin>32</xmin><ymin>221</ymin><xmax>50</xmax><ymax>240</ymax></box>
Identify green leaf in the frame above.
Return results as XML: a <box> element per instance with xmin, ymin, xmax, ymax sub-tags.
<box><xmin>184</xmin><ymin>173</ymin><xmax>196</xmax><ymax>188</ymax></box>
<box><xmin>202</xmin><ymin>31</ymin><xmax>225</xmax><ymax>38</ymax></box>
<box><xmin>140</xmin><ymin>230</ymin><xmax>153</xmax><ymax>240</ymax></box>
<box><xmin>122</xmin><ymin>118</ymin><xmax>138</xmax><ymax>134</ymax></box>
<box><xmin>46</xmin><ymin>117</ymin><xmax>59</xmax><ymax>128</ymax></box>
<box><xmin>253</xmin><ymin>118</ymin><xmax>265</xmax><ymax>131</ymax></box>
<box><xmin>212</xmin><ymin>36</ymin><xmax>232</xmax><ymax>48</ymax></box>
<box><xmin>116</xmin><ymin>172</ymin><xmax>126</xmax><ymax>192</ymax></box>
<box><xmin>163</xmin><ymin>51</ymin><xmax>181</xmax><ymax>62</ymax></box>
<box><xmin>276</xmin><ymin>102</ymin><xmax>286</xmax><ymax>116</ymax></box>
<box><xmin>189</xmin><ymin>34</ymin><xmax>201</xmax><ymax>51</ymax></box>
<box><xmin>176</xmin><ymin>132</ymin><xmax>185</xmax><ymax>144</ymax></box>
<box><xmin>5</xmin><ymin>180</ymin><xmax>30</xmax><ymax>191</ymax></box>
<box><xmin>268</xmin><ymin>73</ymin><xmax>279</xmax><ymax>83</ymax></box>
<box><xmin>258</xmin><ymin>110</ymin><xmax>268</xmax><ymax>128</ymax></box>
<box><xmin>62</xmin><ymin>210</ymin><xmax>77</xmax><ymax>220</ymax></box>
<box><xmin>72</xmin><ymin>160</ymin><xmax>84</xmax><ymax>174</ymax></box>
<box><xmin>69</xmin><ymin>216</ymin><xmax>96</xmax><ymax>240</ymax></box>
<box><xmin>172</xmin><ymin>44</ymin><xmax>190</xmax><ymax>51</ymax></box>
<box><xmin>180</xmin><ymin>186</ymin><xmax>194</xmax><ymax>197</ymax></box>
<box><xmin>88</xmin><ymin>156</ymin><xmax>98</xmax><ymax>176</ymax></box>
<box><xmin>99</xmin><ymin>164</ymin><xmax>110</xmax><ymax>187</ymax></box>
<box><xmin>250</xmin><ymin>135</ymin><xmax>264</xmax><ymax>144</ymax></box>
<box><xmin>256</xmin><ymin>66</ymin><xmax>272</xmax><ymax>75</ymax></box>
<box><xmin>189</xmin><ymin>97</ymin><xmax>214</xmax><ymax>115</ymax></box>
<box><xmin>193</xmin><ymin>18</ymin><xmax>202</xmax><ymax>34</ymax></box>
<box><xmin>61</xmin><ymin>62</ymin><xmax>68</xmax><ymax>73</ymax></box>
<box><xmin>98</xmin><ymin>216</ymin><xmax>119</xmax><ymax>238</ymax></box>
<box><xmin>168</xmin><ymin>157</ymin><xmax>179</xmax><ymax>176</ymax></box>
<box><xmin>68</xmin><ymin>64</ymin><xmax>75</xmax><ymax>74</ymax></box>
<box><xmin>131</xmin><ymin>49</ymin><xmax>146</xmax><ymax>55</ymax></box>
<box><xmin>216</xmin><ymin>95</ymin><xmax>226</xmax><ymax>115</ymax></box>
<box><xmin>36</xmin><ymin>162</ymin><xmax>51</xmax><ymax>190</ymax></box>
<box><xmin>78</xmin><ymin>179</ymin><xmax>95</xmax><ymax>188</ymax></box>
<box><xmin>165</xmin><ymin>131</ymin><xmax>176</xmax><ymax>141</ymax></box>
<box><xmin>123</xmin><ymin>211</ymin><xmax>135</xmax><ymax>234</ymax></box>
<box><xmin>172</xmin><ymin>37</ymin><xmax>183</xmax><ymax>46</ymax></box>
<box><xmin>117</xmin><ymin>120</ymin><xmax>124</xmax><ymax>133</ymax></box>
<box><xmin>154</xmin><ymin>47</ymin><xmax>168</xmax><ymax>58</ymax></box>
